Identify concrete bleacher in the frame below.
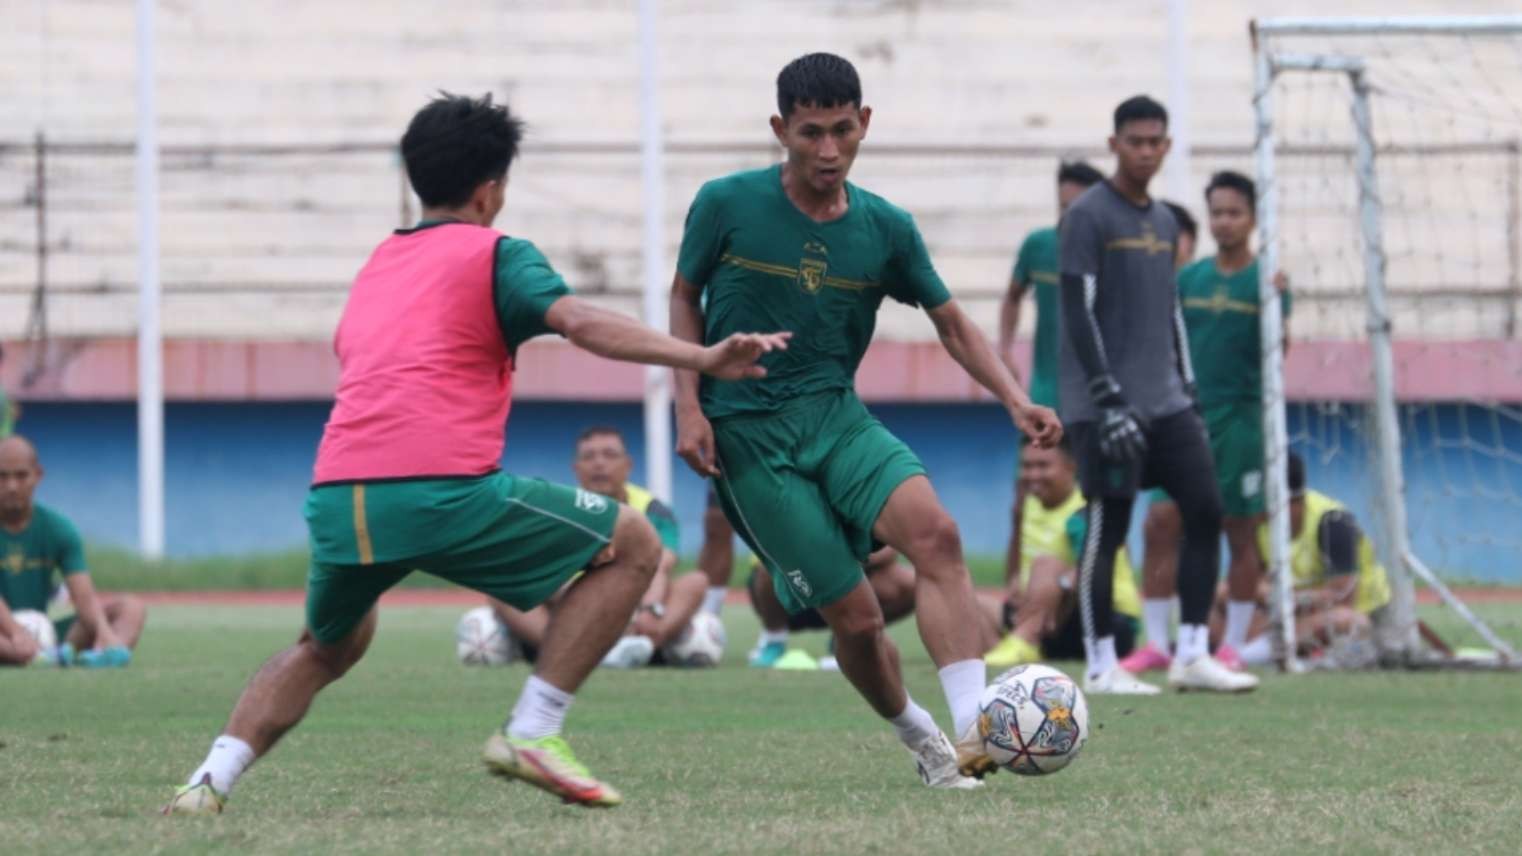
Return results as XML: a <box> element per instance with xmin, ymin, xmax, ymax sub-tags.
<box><xmin>1</xmin><ymin>0</ymin><xmax>1518</xmax><ymax>348</ymax></box>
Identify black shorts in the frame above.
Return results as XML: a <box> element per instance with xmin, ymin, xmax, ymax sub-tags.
<box><xmin>1043</xmin><ymin>611</ymin><xmax>1138</xmax><ymax>660</ymax></box>
<box><xmin>1068</xmin><ymin>407</ymin><xmax>1215</xmax><ymax>500</ymax></box>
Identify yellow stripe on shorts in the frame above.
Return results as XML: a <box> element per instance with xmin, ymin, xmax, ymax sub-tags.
<box><xmin>352</xmin><ymin>484</ymin><xmax>375</xmax><ymax>565</ymax></box>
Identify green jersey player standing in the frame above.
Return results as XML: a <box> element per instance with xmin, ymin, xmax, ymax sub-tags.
<box><xmin>670</xmin><ymin>52</ymin><xmax>1061</xmax><ymax>789</ymax></box>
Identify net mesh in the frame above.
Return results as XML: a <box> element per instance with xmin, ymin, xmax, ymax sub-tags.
<box><xmin>1256</xmin><ymin>23</ymin><xmax>1522</xmax><ymax>658</ymax></box>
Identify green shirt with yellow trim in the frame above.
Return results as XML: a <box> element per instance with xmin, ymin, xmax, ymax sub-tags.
<box><xmin>1178</xmin><ymin>257</ymin><xmax>1291</xmax><ymax>405</ymax></box>
<box><xmin>1</xmin><ymin>504</ymin><xmax>87</xmax><ymax>613</ymax></box>
<box><xmin>621</xmin><ymin>483</ymin><xmax>679</xmax><ymax>552</ymax></box>
<box><xmin>677</xmin><ymin>165</ymin><xmax>952</xmax><ymax>419</ymax></box>
<box><xmin>1011</xmin><ymin>226</ymin><xmax>1061</xmax><ymax>409</ymax></box>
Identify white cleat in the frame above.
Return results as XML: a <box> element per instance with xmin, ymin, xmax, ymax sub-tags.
<box><xmin>1168</xmin><ymin>654</ymin><xmax>1260</xmax><ymax>693</ymax></box>
<box><xmin>599</xmin><ymin>635</ymin><xmax>654</xmax><ymax>669</ymax></box>
<box><xmin>911</xmin><ymin>731</ymin><xmax>985</xmax><ymax>790</ymax></box>
<box><xmin>1085</xmin><ymin>666</ymin><xmax>1163</xmax><ymax>695</ymax></box>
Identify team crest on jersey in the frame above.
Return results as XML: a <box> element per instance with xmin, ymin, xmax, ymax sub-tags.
<box><xmin>3</xmin><ymin>546</ymin><xmax>24</xmax><ymax>574</ymax></box>
<box><xmin>797</xmin><ymin>258</ymin><xmax>827</xmax><ymax>293</ymax></box>
<box><xmin>786</xmin><ymin>569</ymin><xmax>814</xmax><ymax>598</ymax></box>
<box><xmin>574</xmin><ymin>489</ymin><xmax>609</xmax><ymax>513</ymax></box>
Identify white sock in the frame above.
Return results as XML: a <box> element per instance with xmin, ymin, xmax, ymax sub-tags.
<box><xmin>1239</xmin><ymin>634</ymin><xmax>1274</xmax><ymax>665</ymax></box>
<box><xmin>188</xmin><ymin>734</ymin><xmax>255</xmax><ymax>795</ymax></box>
<box><xmin>937</xmin><ymin>659</ymin><xmax>986</xmax><ymax>738</ymax></box>
<box><xmin>703</xmin><ymin>586</ymin><xmax>727</xmax><ymax>616</ymax></box>
<box><xmin>1223</xmin><ymin>601</ymin><xmax>1257</xmax><ymax>651</ymax></box>
<box><xmin>1176</xmin><ymin>623</ymin><xmax>1209</xmax><ymax>664</ymax></box>
<box><xmin>757</xmin><ymin>628</ymin><xmax>788</xmax><ymax>647</ymax></box>
<box><xmin>1083</xmin><ymin>635</ymin><xmax>1118</xmax><ymax>680</ymax></box>
<box><xmin>506</xmin><ymin>674</ymin><xmax>575</xmax><ymax>740</ymax></box>
<box><xmin>1142</xmin><ymin>598</ymin><xmax>1174</xmax><ymax>652</ymax></box>
<box><xmin>887</xmin><ymin>696</ymin><xmax>939</xmax><ymax>749</ymax></box>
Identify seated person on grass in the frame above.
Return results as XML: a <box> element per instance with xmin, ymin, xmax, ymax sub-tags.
<box><xmin>1220</xmin><ymin>452</ymin><xmax>1391</xmax><ymax>666</ymax></box>
<box><xmin>488</xmin><ymin>426</ymin><xmax>708</xmax><ymax>667</ymax></box>
<box><xmin>749</xmin><ymin>550</ymin><xmax>1005</xmax><ymax>671</ymax></box>
<box><xmin>0</xmin><ymin>435</ymin><xmax>146</xmax><ymax>667</ymax></box>
<box><xmin>985</xmin><ymin>438</ymin><xmax>1141</xmax><ymax>668</ymax></box>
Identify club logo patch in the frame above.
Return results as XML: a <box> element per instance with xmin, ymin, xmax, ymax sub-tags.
<box><xmin>574</xmin><ymin>489</ymin><xmax>609</xmax><ymax>513</ymax></box>
<box><xmin>786</xmin><ymin>569</ymin><xmax>814</xmax><ymax>598</ymax></box>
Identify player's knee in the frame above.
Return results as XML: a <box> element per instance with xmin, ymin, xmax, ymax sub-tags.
<box><xmin>303</xmin><ymin>636</ymin><xmax>364</xmax><ymax>681</ymax></box>
<box><xmin>902</xmin><ymin>512</ymin><xmax>963</xmax><ymax>571</ymax></box>
<box><xmin>613</xmin><ymin>506</ymin><xmax>662</xmax><ymax>581</ymax></box>
<box><xmin>1144</xmin><ymin>502</ymin><xmax>1182</xmax><ymax>545</ymax></box>
<box><xmin>116</xmin><ymin>594</ymin><xmax>148</xmax><ymax>623</ymax></box>
<box><xmin>832</xmin><ymin>602</ymin><xmax>886</xmax><ymax>642</ymax></box>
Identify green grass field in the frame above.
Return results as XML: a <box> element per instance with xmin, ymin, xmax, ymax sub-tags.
<box><xmin>3</xmin><ymin>603</ymin><xmax>1520</xmax><ymax>855</ymax></box>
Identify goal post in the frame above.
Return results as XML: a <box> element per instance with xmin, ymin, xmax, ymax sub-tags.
<box><xmin>1251</xmin><ymin>16</ymin><xmax>1522</xmax><ymax>669</ymax></box>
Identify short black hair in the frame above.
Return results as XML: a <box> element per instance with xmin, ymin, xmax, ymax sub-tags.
<box><xmin>1163</xmin><ymin>200</ymin><xmax>1197</xmax><ymax>239</ymax></box>
<box><xmin>1020</xmin><ymin>434</ymin><xmax>1074</xmax><ymax>459</ymax></box>
<box><xmin>776</xmin><ymin>53</ymin><xmax>862</xmax><ymax>120</ymax></box>
<box><xmin>401</xmin><ymin>92</ymin><xmax>524</xmax><ymax>208</ymax></box>
<box><xmin>1056</xmin><ymin>160</ymin><xmax>1104</xmax><ymax>188</ymax></box>
<box><xmin>575</xmin><ymin>425</ymin><xmax>627</xmax><ymax>451</ymax></box>
<box><xmin>1205</xmin><ymin>170</ymin><xmax>1257</xmax><ymax>211</ymax></box>
<box><xmin>1113</xmin><ymin>95</ymin><xmax>1168</xmax><ymax>133</ymax></box>
<box><xmin>1287</xmin><ymin>452</ymin><xmax>1307</xmax><ymax>496</ymax></box>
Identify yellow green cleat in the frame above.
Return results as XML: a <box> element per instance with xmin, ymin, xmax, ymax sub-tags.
<box><xmin>483</xmin><ymin>733</ymin><xmax>622</xmax><ymax>807</ymax></box>
<box><xmin>161</xmin><ymin>773</ymin><xmax>226</xmax><ymax>816</ymax></box>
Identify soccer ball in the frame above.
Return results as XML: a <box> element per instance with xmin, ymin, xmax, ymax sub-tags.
<box><xmin>455</xmin><ymin>607</ymin><xmax>515</xmax><ymax>666</ymax></box>
<box><xmin>660</xmin><ymin>612</ymin><xmax>724</xmax><ymax>667</ymax></box>
<box><xmin>13</xmin><ymin>609</ymin><xmax>57</xmax><ymax>652</ymax></box>
<box><xmin>978</xmin><ymin>663</ymin><xmax>1089</xmax><ymax>775</ymax></box>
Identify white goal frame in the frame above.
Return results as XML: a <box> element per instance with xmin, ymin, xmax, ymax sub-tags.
<box><xmin>1250</xmin><ymin>16</ymin><xmax>1522</xmax><ymax>670</ymax></box>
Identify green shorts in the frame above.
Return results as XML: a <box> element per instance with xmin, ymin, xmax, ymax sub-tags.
<box><xmin>710</xmin><ymin>390</ymin><xmax>925</xmax><ymax>616</ymax></box>
<box><xmin>1148</xmin><ymin>402</ymin><xmax>1265</xmax><ymax>517</ymax></box>
<box><xmin>302</xmin><ymin>472</ymin><xmax>618</xmax><ymax>645</ymax></box>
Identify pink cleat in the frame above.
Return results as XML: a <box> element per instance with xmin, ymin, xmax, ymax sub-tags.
<box><xmin>1118</xmin><ymin>642</ymin><xmax>1172</xmax><ymax>674</ymax></box>
<box><xmin>1214</xmin><ymin>644</ymin><xmax>1244</xmax><ymax>672</ymax></box>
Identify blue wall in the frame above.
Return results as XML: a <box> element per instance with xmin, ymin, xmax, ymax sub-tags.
<box><xmin>14</xmin><ymin>401</ymin><xmax>1522</xmax><ymax>582</ymax></box>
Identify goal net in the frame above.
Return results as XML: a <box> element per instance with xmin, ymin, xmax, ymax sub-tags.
<box><xmin>1251</xmin><ymin>17</ymin><xmax>1522</xmax><ymax>669</ymax></box>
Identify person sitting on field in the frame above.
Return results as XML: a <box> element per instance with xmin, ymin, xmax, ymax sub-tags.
<box><xmin>748</xmin><ymin>547</ymin><xmax>1005</xmax><ymax>671</ymax></box>
<box><xmin>985</xmin><ymin>438</ymin><xmax>1142</xmax><ymax>668</ymax></box>
<box><xmin>488</xmin><ymin>426</ymin><xmax>709</xmax><ymax>668</ymax></box>
<box><xmin>1223</xmin><ymin>452</ymin><xmax>1392</xmax><ymax>666</ymax></box>
<box><xmin>0</xmin><ymin>435</ymin><xmax>147</xmax><ymax>667</ymax></box>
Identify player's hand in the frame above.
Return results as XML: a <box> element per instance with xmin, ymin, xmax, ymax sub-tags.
<box><xmin>11</xmin><ymin>630</ymin><xmax>39</xmax><ymax>664</ymax></box>
<box><xmin>698</xmin><ymin>332</ymin><xmax>792</xmax><ymax>381</ymax></box>
<box><xmin>1088</xmin><ymin>375</ymin><xmax>1148</xmax><ymax>463</ymax></box>
<box><xmin>676</xmin><ymin>405</ymin><xmax>720</xmax><ymax>477</ymax></box>
<box><xmin>1013</xmin><ymin>403</ymin><xmax>1062</xmax><ymax>449</ymax></box>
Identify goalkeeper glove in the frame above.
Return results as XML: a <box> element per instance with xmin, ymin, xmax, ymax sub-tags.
<box><xmin>1088</xmin><ymin>375</ymin><xmax>1148</xmax><ymax>463</ymax></box>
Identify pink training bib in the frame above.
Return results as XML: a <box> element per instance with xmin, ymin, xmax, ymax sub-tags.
<box><xmin>313</xmin><ymin>223</ymin><xmax>512</xmax><ymax>483</ymax></box>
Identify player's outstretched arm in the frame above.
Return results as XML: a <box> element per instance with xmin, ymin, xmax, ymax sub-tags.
<box><xmin>927</xmin><ymin>299</ymin><xmax>1060</xmax><ymax>447</ymax></box>
<box><xmin>544</xmin><ymin>295</ymin><xmax>789</xmax><ymax>380</ymax></box>
<box><xmin>64</xmin><ymin>571</ymin><xmax>122</xmax><ymax>651</ymax></box>
<box><xmin>669</xmin><ymin>273</ymin><xmax>722</xmax><ymax>477</ymax></box>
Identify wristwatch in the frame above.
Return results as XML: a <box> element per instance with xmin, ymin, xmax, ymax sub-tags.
<box><xmin>641</xmin><ymin>602</ymin><xmax>666</xmax><ymax>619</ymax></box>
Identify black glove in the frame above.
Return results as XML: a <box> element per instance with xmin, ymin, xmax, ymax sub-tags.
<box><xmin>1088</xmin><ymin>375</ymin><xmax>1148</xmax><ymax>463</ymax></box>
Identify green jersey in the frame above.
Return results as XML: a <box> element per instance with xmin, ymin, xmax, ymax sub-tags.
<box><xmin>1</xmin><ymin>504</ymin><xmax>86</xmax><ymax>613</ymax></box>
<box><xmin>1011</xmin><ymin>226</ymin><xmax>1061</xmax><ymax>409</ymax></box>
<box><xmin>1178</xmin><ymin>257</ymin><xmax>1291</xmax><ymax>405</ymax></box>
<box><xmin>677</xmin><ymin>166</ymin><xmax>952</xmax><ymax>419</ymax></box>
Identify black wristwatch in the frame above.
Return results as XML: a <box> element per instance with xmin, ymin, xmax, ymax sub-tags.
<box><xmin>641</xmin><ymin>602</ymin><xmax>666</xmax><ymax>619</ymax></box>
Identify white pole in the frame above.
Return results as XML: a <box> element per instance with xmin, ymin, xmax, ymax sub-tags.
<box><xmin>1165</xmin><ymin>0</ymin><xmax>1193</xmax><ymax>206</ymax></box>
<box><xmin>637</xmin><ymin>0</ymin><xmax>673</xmax><ymax>504</ymax></box>
<box><xmin>135</xmin><ymin>0</ymin><xmax>164</xmax><ymax>559</ymax></box>
<box><xmin>1349</xmin><ymin>69</ymin><xmax>1417</xmax><ymax>660</ymax></box>
<box><xmin>1250</xmin><ymin>34</ymin><xmax>1299</xmax><ymax>672</ymax></box>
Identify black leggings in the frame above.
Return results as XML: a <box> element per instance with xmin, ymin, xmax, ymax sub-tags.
<box><xmin>1073</xmin><ymin>408</ymin><xmax>1223</xmax><ymax>641</ymax></box>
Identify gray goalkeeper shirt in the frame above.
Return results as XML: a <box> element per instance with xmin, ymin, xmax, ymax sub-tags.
<box><xmin>1057</xmin><ymin>181</ymin><xmax>1192</xmax><ymax>424</ymax></box>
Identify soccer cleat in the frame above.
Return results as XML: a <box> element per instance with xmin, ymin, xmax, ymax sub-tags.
<box><xmin>984</xmin><ymin>633</ymin><xmax>1042</xmax><ymax>669</ymax></box>
<box><xmin>599</xmin><ymin>636</ymin><xmax>654</xmax><ymax>669</ymax></box>
<box><xmin>483</xmin><ymin>733</ymin><xmax>622</xmax><ymax>807</ymax></box>
<box><xmin>954</xmin><ymin>722</ymin><xmax>999</xmax><ymax>780</ymax></box>
<box><xmin>1168</xmin><ymin>654</ymin><xmax>1259</xmax><ymax>693</ymax></box>
<box><xmin>1213</xmin><ymin>644</ymin><xmax>1244</xmax><ymax>672</ymax></box>
<box><xmin>161</xmin><ymin>773</ymin><xmax>226</xmax><ymax>816</ymax></box>
<box><xmin>77</xmin><ymin>645</ymin><xmax>132</xmax><ymax>669</ymax></box>
<box><xmin>771</xmin><ymin>649</ymin><xmax>819</xmax><ymax>670</ymax></box>
<box><xmin>748</xmin><ymin>640</ymin><xmax>786</xmax><ymax>668</ymax></box>
<box><xmin>1084</xmin><ymin>666</ymin><xmax>1162</xmax><ymax>695</ymax></box>
<box><xmin>1117</xmin><ymin>642</ymin><xmax>1172</xmax><ymax>674</ymax></box>
<box><xmin>912</xmin><ymin>731</ymin><xmax>984</xmax><ymax>789</ymax></box>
